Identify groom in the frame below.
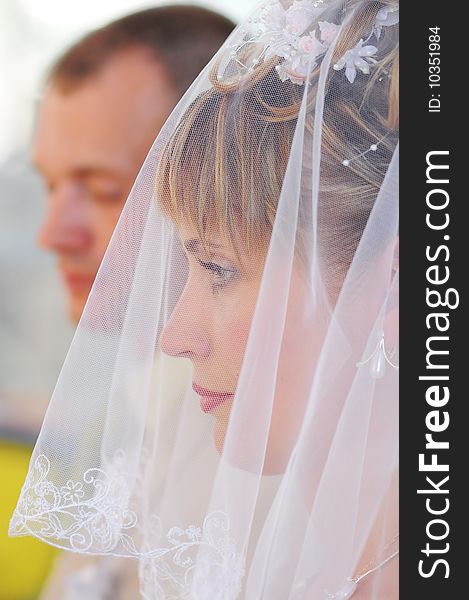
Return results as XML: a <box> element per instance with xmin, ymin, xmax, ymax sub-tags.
<box><xmin>34</xmin><ymin>5</ymin><xmax>234</xmax><ymax>323</ymax></box>
<box><xmin>30</xmin><ymin>6</ymin><xmax>234</xmax><ymax>599</ymax></box>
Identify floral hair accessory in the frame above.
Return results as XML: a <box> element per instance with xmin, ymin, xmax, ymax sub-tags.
<box><xmin>332</xmin><ymin>39</ymin><xmax>378</xmax><ymax>84</ymax></box>
<box><xmin>373</xmin><ymin>5</ymin><xmax>399</xmax><ymax>39</ymax></box>
<box><xmin>229</xmin><ymin>1</ymin><xmax>399</xmax><ymax>86</ymax></box>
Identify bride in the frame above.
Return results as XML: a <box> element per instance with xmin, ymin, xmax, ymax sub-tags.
<box><xmin>10</xmin><ymin>1</ymin><xmax>399</xmax><ymax>598</ymax></box>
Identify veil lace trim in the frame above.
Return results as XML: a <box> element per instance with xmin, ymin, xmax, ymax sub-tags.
<box><xmin>10</xmin><ymin>453</ymin><xmax>245</xmax><ymax>599</ymax></box>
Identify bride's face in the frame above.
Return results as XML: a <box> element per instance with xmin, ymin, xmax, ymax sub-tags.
<box><xmin>160</xmin><ymin>223</ymin><xmax>320</xmax><ymax>472</ymax></box>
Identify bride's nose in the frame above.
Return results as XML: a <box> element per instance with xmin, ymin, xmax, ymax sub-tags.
<box><xmin>160</xmin><ymin>282</ymin><xmax>212</xmax><ymax>360</ymax></box>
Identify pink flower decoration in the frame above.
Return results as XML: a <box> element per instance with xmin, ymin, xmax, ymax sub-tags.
<box><xmin>285</xmin><ymin>0</ymin><xmax>321</xmax><ymax>35</ymax></box>
<box><xmin>297</xmin><ymin>31</ymin><xmax>325</xmax><ymax>55</ymax></box>
<box><xmin>318</xmin><ymin>21</ymin><xmax>341</xmax><ymax>46</ymax></box>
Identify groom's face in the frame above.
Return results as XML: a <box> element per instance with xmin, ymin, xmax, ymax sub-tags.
<box><xmin>33</xmin><ymin>48</ymin><xmax>177</xmax><ymax>322</ymax></box>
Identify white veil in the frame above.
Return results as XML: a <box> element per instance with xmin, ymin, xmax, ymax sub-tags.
<box><xmin>11</xmin><ymin>1</ymin><xmax>399</xmax><ymax>598</ymax></box>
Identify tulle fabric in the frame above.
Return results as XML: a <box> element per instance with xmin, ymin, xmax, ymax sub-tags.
<box><xmin>10</xmin><ymin>1</ymin><xmax>399</xmax><ymax>598</ymax></box>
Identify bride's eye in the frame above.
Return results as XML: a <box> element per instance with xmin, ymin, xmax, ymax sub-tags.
<box><xmin>197</xmin><ymin>259</ymin><xmax>238</xmax><ymax>291</ymax></box>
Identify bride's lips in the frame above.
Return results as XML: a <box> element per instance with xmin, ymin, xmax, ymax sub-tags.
<box><xmin>192</xmin><ymin>382</ymin><xmax>234</xmax><ymax>413</ymax></box>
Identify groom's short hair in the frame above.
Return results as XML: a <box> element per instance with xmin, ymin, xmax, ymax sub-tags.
<box><xmin>47</xmin><ymin>5</ymin><xmax>234</xmax><ymax>95</ymax></box>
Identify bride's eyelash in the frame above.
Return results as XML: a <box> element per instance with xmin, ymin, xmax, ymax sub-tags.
<box><xmin>197</xmin><ymin>259</ymin><xmax>237</xmax><ymax>289</ymax></box>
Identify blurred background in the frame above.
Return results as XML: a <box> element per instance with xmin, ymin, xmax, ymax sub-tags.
<box><xmin>0</xmin><ymin>1</ymin><xmax>251</xmax><ymax>598</ymax></box>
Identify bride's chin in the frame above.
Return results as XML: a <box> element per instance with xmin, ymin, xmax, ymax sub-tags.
<box><xmin>212</xmin><ymin>405</ymin><xmax>231</xmax><ymax>452</ymax></box>
<box><xmin>214</xmin><ymin>418</ymin><xmax>226</xmax><ymax>455</ymax></box>
<box><xmin>212</xmin><ymin>414</ymin><xmax>289</xmax><ymax>477</ymax></box>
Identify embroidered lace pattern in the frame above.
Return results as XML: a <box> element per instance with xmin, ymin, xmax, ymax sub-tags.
<box><xmin>10</xmin><ymin>453</ymin><xmax>244</xmax><ymax>599</ymax></box>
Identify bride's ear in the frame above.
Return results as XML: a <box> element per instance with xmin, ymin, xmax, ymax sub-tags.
<box><xmin>392</xmin><ymin>236</ymin><xmax>399</xmax><ymax>277</ymax></box>
<box><xmin>384</xmin><ymin>236</ymin><xmax>399</xmax><ymax>352</ymax></box>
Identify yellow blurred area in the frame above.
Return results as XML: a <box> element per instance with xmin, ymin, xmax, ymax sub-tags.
<box><xmin>0</xmin><ymin>440</ymin><xmax>57</xmax><ymax>600</ymax></box>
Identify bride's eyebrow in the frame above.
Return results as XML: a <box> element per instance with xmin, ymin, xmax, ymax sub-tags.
<box><xmin>183</xmin><ymin>239</ymin><xmax>225</xmax><ymax>254</ymax></box>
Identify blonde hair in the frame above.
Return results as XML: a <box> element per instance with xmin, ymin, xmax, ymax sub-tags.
<box><xmin>156</xmin><ymin>0</ymin><xmax>399</xmax><ymax>278</ymax></box>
